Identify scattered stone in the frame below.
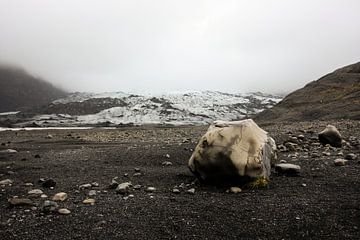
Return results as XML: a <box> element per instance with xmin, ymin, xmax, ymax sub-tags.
<box><xmin>322</xmin><ymin>152</ymin><xmax>331</xmax><ymax>156</ymax></box>
<box><xmin>124</xmin><ymin>173</ymin><xmax>129</xmax><ymax>177</ymax></box>
<box><xmin>128</xmin><ymin>194</ymin><xmax>134</xmax><ymax>198</ymax></box>
<box><xmin>41</xmin><ymin>200</ymin><xmax>58</xmax><ymax>213</ymax></box>
<box><xmin>42</xmin><ymin>179</ymin><xmax>56</xmax><ymax>188</ymax></box>
<box><xmin>58</xmin><ymin>208</ymin><xmax>71</xmax><ymax>215</ymax></box>
<box><xmin>318</xmin><ymin>125</ymin><xmax>342</xmax><ymax>148</ymax></box>
<box><xmin>134</xmin><ymin>168</ymin><xmax>141</xmax><ymax>172</ymax></box>
<box><xmin>165</xmin><ymin>154</ymin><xmax>170</xmax><ymax>158</ymax></box>
<box><xmin>116</xmin><ymin>182</ymin><xmax>132</xmax><ymax>194</ymax></box>
<box><xmin>24</xmin><ymin>183</ymin><xmax>33</xmax><ymax>187</ymax></box>
<box><xmin>311</xmin><ymin>152</ymin><xmax>321</xmax><ymax>158</ymax></box>
<box><xmin>301</xmin><ymin>183</ymin><xmax>307</xmax><ymax>187</ymax></box>
<box><xmin>83</xmin><ymin>198</ymin><xmax>96</xmax><ymax>205</ymax></box>
<box><xmin>133</xmin><ymin>173</ymin><xmax>142</xmax><ymax>177</ymax></box>
<box><xmin>275</xmin><ymin>163</ymin><xmax>301</xmax><ymax>174</ymax></box>
<box><xmin>88</xmin><ymin>190</ymin><xmax>97</xmax><ymax>196</ymax></box>
<box><xmin>162</xmin><ymin>161</ymin><xmax>173</xmax><ymax>166</ymax></box>
<box><xmin>28</xmin><ymin>189</ymin><xmax>43</xmax><ymax>196</ymax></box>
<box><xmin>109</xmin><ymin>178</ymin><xmax>119</xmax><ymax>189</ymax></box>
<box><xmin>40</xmin><ymin>194</ymin><xmax>48</xmax><ymax>199</ymax></box>
<box><xmin>0</xmin><ymin>179</ymin><xmax>13</xmax><ymax>186</ymax></box>
<box><xmin>79</xmin><ymin>183</ymin><xmax>92</xmax><ymax>190</ymax></box>
<box><xmin>52</xmin><ymin>192</ymin><xmax>68</xmax><ymax>201</ymax></box>
<box><xmin>133</xmin><ymin>184</ymin><xmax>141</xmax><ymax>190</ymax></box>
<box><xmin>8</xmin><ymin>198</ymin><xmax>33</xmax><ymax>206</ymax></box>
<box><xmin>34</xmin><ymin>154</ymin><xmax>41</xmax><ymax>158</ymax></box>
<box><xmin>297</xmin><ymin>135</ymin><xmax>305</xmax><ymax>140</ymax></box>
<box><xmin>0</xmin><ymin>149</ymin><xmax>17</xmax><ymax>153</ymax></box>
<box><xmin>186</xmin><ymin>188</ymin><xmax>195</xmax><ymax>194</ymax></box>
<box><xmin>91</xmin><ymin>182</ymin><xmax>99</xmax><ymax>187</ymax></box>
<box><xmin>337</xmin><ymin>152</ymin><xmax>344</xmax><ymax>156</ymax></box>
<box><xmin>334</xmin><ymin>159</ymin><xmax>348</xmax><ymax>166</ymax></box>
<box><xmin>46</xmin><ymin>134</ymin><xmax>53</xmax><ymax>139</ymax></box>
<box><xmin>229</xmin><ymin>187</ymin><xmax>242</xmax><ymax>194</ymax></box>
<box><xmin>345</xmin><ymin>153</ymin><xmax>357</xmax><ymax>160</ymax></box>
<box><xmin>172</xmin><ymin>188</ymin><xmax>180</xmax><ymax>194</ymax></box>
<box><xmin>279</xmin><ymin>160</ymin><xmax>287</xmax><ymax>163</ymax></box>
<box><xmin>145</xmin><ymin>187</ymin><xmax>156</xmax><ymax>193</ymax></box>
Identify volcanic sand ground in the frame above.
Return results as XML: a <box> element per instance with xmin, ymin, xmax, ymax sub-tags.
<box><xmin>0</xmin><ymin>121</ymin><xmax>359</xmax><ymax>239</ymax></box>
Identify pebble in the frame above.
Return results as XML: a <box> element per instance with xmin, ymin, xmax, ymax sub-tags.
<box><xmin>41</xmin><ymin>200</ymin><xmax>58</xmax><ymax>213</ymax></box>
<box><xmin>24</xmin><ymin>183</ymin><xmax>33</xmax><ymax>187</ymax></box>
<box><xmin>83</xmin><ymin>198</ymin><xmax>96</xmax><ymax>205</ymax></box>
<box><xmin>134</xmin><ymin>168</ymin><xmax>141</xmax><ymax>172</ymax></box>
<box><xmin>345</xmin><ymin>153</ymin><xmax>357</xmax><ymax>160</ymax></box>
<box><xmin>109</xmin><ymin>178</ymin><xmax>119</xmax><ymax>189</ymax></box>
<box><xmin>275</xmin><ymin>163</ymin><xmax>301</xmax><ymax>174</ymax></box>
<box><xmin>133</xmin><ymin>184</ymin><xmax>141</xmax><ymax>190</ymax></box>
<box><xmin>162</xmin><ymin>161</ymin><xmax>173</xmax><ymax>166</ymax></box>
<box><xmin>8</xmin><ymin>198</ymin><xmax>33</xmax><ymax>206</ymax></box>
<box><xmin>229</xmin><ymin>187</ymin><xmax>242</xmax><ymax>194</ymax></box>
<box><xmin>58</xmin><ymin>208</ymin><xmax>71</xmax><ymax>215</ymax></box>
<box><xmin>88</xmin><ymin>190</ymin><xmax>97</xmax><ymax>196</ymax></box>
<box><xmin>133</xmin><ymin>173</ymin><xmax>142</xmax><ymax>177</ymax></box>
<box><xmin>52</xmin><ymin>192</ymin><xmax>68</xmax><ymax>201</ymax></box>
<box><xmin>79</xmin><ymin>183</ymin><xmax>92</xmax><ymax>190</ymax></box>
<box><xmin>42</xmin><ymin>179</ymin><xmax>56</xmax><ymax>188</ymax></box>
<box><xmin>116</xmin><ymin>182</ymin><xmax>132</xmax><ymax>194</ymax></box>
<box><xmin>165</xmin><ymin>154</ymin><xmax>170</xmax><ymax>158</ymax></box>
<box><xmin>91</xmin><ymin>182</ymin><xmax>99</xmax><ymax>187</ymax></box>
<box><xmin>34</xmin><ymin>154</ymin><xmax>41</xmax><ymax>158</ymax></box>
<box><xmin>28</xmin><ymin>189</ymin><xmax>44</xmax><ymax>196</ymax></box>
<box><xmin>301</xmin><ymin>183</ymin><xmax>307</xmax><ymax>187</ymax></box>
<box><xmin>186</xmin><ymin>188</ymin><xmax>195</xmax><ymax>194</ymax></box>
<box><xmin>145</xmin><ymin>187</ymin><xmax>156</xmax><ymax>193</ymax></box>
<box><xmin>0</xmin><ymin>179</ymin><xmax>13</xmax><ymax>186</ymax></box>
<box><xmin>172</xmin><ymin>188</ymin><xmax>180</xmax><ymax>194</ymax></box>
<box><xmin>334</xmin><ymin>159</ymin><xmax>348</xmax><ymax>166</ymax></box>
<box><xmin>40</xmin><ymin>194</ymin><xmax>48</xmax><ymax>199</ymax></box>
<box><xmin>0</xmin><ymin>149</ymin><xmax>17</xmax><ymax>153</ymax></box>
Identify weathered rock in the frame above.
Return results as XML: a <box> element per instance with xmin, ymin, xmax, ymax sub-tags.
<box><xmin>334</xmin><ymin>159</ymin><xmax>348</xmax><ymax>166</ymax></box>
<box><xmin>229</xmin><ymin>187</ymin><xmax>242</xmax><ymax>193</ymax></box>
<box><xmin>58</xmin><ymin>208</ymin><xmax>71</xmax><ymax>215</ymax></box>
<box><xmin>0</xmin><ymin>149</ymin><xmax>17</xmax><ymax>153</ymax></box>
<box><xmin>79</xmin><ymin>183</ymin><xmax>92</xmax><ymax>190</ymax></box>
<box><xmin>41</xmin><ymin>200</ymin><xmax>58</xmax><ymax>213</ymax></box>
<box><xmin>162</xmin><ymin>161</ymin><xmax>173</xmax><ymax>166</ymax></box>
<box><xmin>187</xmin><ymin>188</ymin><xmax>195</xmax><ymax>194</ymax></box>
<box><xmin>42</xmin><ymin>179</ymin><xmax>56</xmax><ymax>188</ymax></box>
<box><xmin>116</xmin><ymin>182</ymin><xmax>131</xmax><ymax>194</ymax></box>
<box><xmin>275</xmin><ymin>163</ymin><xmax>301</xmax><ymax>174</ymax></box>
<box><xmin>109</xmin><ymin>178</ymin><xmax>119</xmax><ymax>189</ymax></box>
<box><xmin>188</xmin><ymin>119</ymin><xmax>277</xmax><ymax>183</ymax></box>
<box><xmin>8</xmin><ymin>198</ymin><xmax>33</xmax><ymax>206</ymax></box>
<box><xmin>83</xmin><ymin>198</ymin><xmax>96</xmax><ymax>205</ymax></box>
<box><xmin>0</xmin><ymin>179</ymin><xmax>13</xmax><ymax>186</ymax></box>
<box><xmin>52</xmin><ymin>192</ymin><xmax>68</xmax><ymax>201</ymax></box>
<box><xmin>318</xmin><ymin>125</ymin><xmax>342</xmax><ymax>148</ymax></box>
<box><xmin>28</xmin><ymin>189</ymin><xmax>43</xmax><ymax>196</ymax></box>
<box><xmin>133</xmin><ymin>184</ymin><xmax>141</xmax><ymax>190</ymax></box>
<box><xmin>88</xmin><ymin>190</ymin><xmax>97</xmax><ymax>196</ymax></box>
<box><xmin>145</xmin><ymin>187</ymin><xmax>156</xmax><ymax>193</ymax></box>
<box><xmin>345</xmin><ymin>153</ymin><xmax>357</xmax><ymax>160</ymax></box>
<box><xmin>172</xmin><ymin>188</ymin><xmax>180</xmax><ymax>194</ymax></box>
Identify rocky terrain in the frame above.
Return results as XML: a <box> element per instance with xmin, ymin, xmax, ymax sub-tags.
<box><xmin>0</xmin><ymin>65</ymin><xmax>67</xmax><ymax>112</ymax></box>
<box><xmin>0</xmin><ymin>120</ymin><xmax>359</xmax><ymax>239</ymax></box>
<box><xmin>255</xmin><ymin>62</ymin><xmax>360</xmax><ymax>123</ymax></box>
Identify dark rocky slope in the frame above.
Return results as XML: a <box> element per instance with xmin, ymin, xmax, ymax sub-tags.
<box><xmin>0</xmin><ymin>65</ymin><xmax>67</xmax><ymax>112</ymax></box>
<box><xmin>255</xmin><ymin>62</ymin><xmax>360</xmax><ymax>122</ymax></box>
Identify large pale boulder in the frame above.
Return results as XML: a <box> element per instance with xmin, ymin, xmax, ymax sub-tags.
<box><xmin>188</xmin><ymin>119</ymin><xmax>277</xmax><ymax>183</ymax></box>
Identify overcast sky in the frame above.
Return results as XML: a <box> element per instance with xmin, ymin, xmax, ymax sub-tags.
<box><xmin>0</xmin><ymin>0</ymin><xmax>359</xmax><ymax>94</ymax></box>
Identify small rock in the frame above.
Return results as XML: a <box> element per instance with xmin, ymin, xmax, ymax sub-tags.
<box><xmin>34</xmin><ymin>154</ymin><xmax>41</xmax><ymax>158</ymax></box>
<box><xmin>88</xmin><ymin>190</ymin><xmax>97</xmax><ymax>196</ymax></box>
<box><xmin>318</xmin><ymin>125</ymin><xmax>342</xmax><ymax>148</ymax></box>
<box><xmin>322</xmin><ymin>152</ymin><xmax>331</xmax><ymax>156</ymax></box>
<box><xmin>229</xmin><ymin>187</ymin><xmax>242</xmax><ymax>194</ymax></box>
<box><xmin>83</xmin><ymin>198</ymin><xmax>96</xmax><ymax>205</ymax></box>
<box><xmin>109</xmin><ymin>178</ymin><xmax>119</xmax><ymax>189</ymax></box>
<box><xmin>8</xmin><ymin>198</ymin><xmax>33</xmax><ymax>206</ymax></box>
<box><xmin>172</xmin><ymin>188</ymin><xmax>180</xmax><ymax>194</ymax></box>
<box><xmin>79</xmin><ymin>183</ymin><xmax>92</xmax><ymax>190</ymax></box>
<box><xmin>91</xmin><ymin>182</ymin><xmax>99</xmax><ymax>187</ymax></box>
<box><xmin>134</xmin><ymin>168</ymin><xmax>141</xmax><ymax>172</ymax></box>
<box><xmin>162</xmin><ymin>161</ymin><xmax>173</xmax><ymax>166</ymax></box>
<box><xmin>301</xmin><ymin>183</ymin><xmax>307</xmax><ymax>187</ymax></box>
<box><xmin>24</xmin><ymin>183</ymin><xmax>33</xmax><ymax>187</ymax></box>
<box><xmin>334</xmin><ymin>158</ymin><xmax>348</xmax><ymax>166</ymax></box>
<box><xmin>0</xmin><ymin>149</ymin><xmax>17</xmax><ymax>153</ymax></box>
<box><xmin>165</xmin><ymin>154</ymin><xmax>170</xmax><ymax>159</ymax></box>
<box><xmin>279</xmin><ymin>160</ymin><xmax>287</xmax><ymax>163</ymax></box>
<box><xmin>58</xmin><ymin>208</ymin><xmax>71</xmax><ymax>215</ymax></box>
<box><xmin>0</xmin><ymin>179</ymin><xmax>13</xmax><ymax>186</ymax></box>
<box><xmin>28</xmin><ymin>189</ymin><xmax>43</xmax><ymax>196</ymax></box>
<box><xmin>124</xmin><ymin>173</ymin><xmax>129</xmax><ymax>177</ymax></box>
<box><xmin>186</xmin><ymin>188</ymin><xmax>195</xmax><ymax>194</ymax></box>
<box><xmin>52</xmin><ymin>192</ymin><xmax>68</xmax><ymax>201</ymax></box>
<box><xmin>46</xmin><ymin>134</ymin><xmax>53</xmax><ymax>139</ymax></box>
<box><xmin>275</xmin><ymin>163</ymin><xmax>301</xmax><ymax>174</ymax></box>
<box><xmin>128</xmin><ymin>194</ymin><xmax>134</xmax><ymax>198</ymax></box>
<box><xmin>133</xmin><ymin>173</ymin><xmax>142</xmax><ymax>177</ymax></box>
<box><xmin>41</xmin><ymin>200</ymin><xmax>58</xmax><ymax>212</ymax></box>
<box><xmin>297</xmin><ymin>135</ymin><xmax>305</xmax><ymax>140</ymax></box>
<box><xmin>345</xmin><ymin>153</ymin><xmax>357</xmax><ymax>160</ymax></box>
<box><xmin>40</xmin><ymin>194</ymin><xmax>48</xmax><ymax>199</ymax></box>
<box><xmin>42</xmin><ymin>179</ymin><xmax>56</xmax><ymax>188</ymax></box>
<box><xmin>116</xmin><ymin>182</ymin><xmax>132</xmax><ymax>194</ymax></box>
<box><xmin>145</xmin><ymin>187</ymin><xmax>156</xmax><ymax>193</ymax></box>
<box><xmin>133</xmin><ymin>184</ymin><xmax>141</xmax><ymax>190</ymax></box>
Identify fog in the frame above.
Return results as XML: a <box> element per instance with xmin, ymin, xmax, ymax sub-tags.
<box><xmin>0</xmin><ymin>0</ymin><xmax>359</xmax><ymax>94</ymax></box>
